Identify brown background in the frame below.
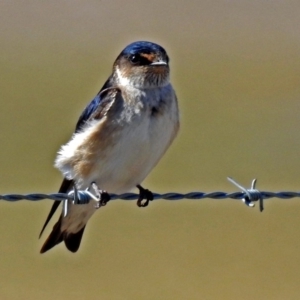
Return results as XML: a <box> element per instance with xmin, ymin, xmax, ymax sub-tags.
<box><xmin>1</xmin><ymin>1</ymin><xmax>300</xmax><ymax>299</ymax></box>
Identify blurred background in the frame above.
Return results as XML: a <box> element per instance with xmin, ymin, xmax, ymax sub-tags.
<box><xmin>1</xmin><ymin>0</ymin><xmax>300</xmax><ymax>299</ymax></box>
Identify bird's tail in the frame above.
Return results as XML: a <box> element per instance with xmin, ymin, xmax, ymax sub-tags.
<box><xmin>40</xmin><ymin>216</ymin><xmax>86</xmax><ymax>254</ymax></box>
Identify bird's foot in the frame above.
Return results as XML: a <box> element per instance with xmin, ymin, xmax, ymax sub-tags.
<box><xmin>136</xmin><ymin>184</ymin><xmax>153</xmax><ymax>207</ymax></box>
<box><xmin>91</xmin><ymin>182</ymin><xmax>110</xmax><ymax>208</ymax></box>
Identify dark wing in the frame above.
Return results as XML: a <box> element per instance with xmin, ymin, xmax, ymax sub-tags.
<box><xmin>75</xmin><ymin>76</ymin><xmax>114</xmax><ymax>133</ymax></box>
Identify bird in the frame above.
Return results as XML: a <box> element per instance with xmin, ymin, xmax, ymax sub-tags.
<box><xmin>39</xmin><ymin>41</ymin><xmax>180</xmax><ymax>253</ymax></box>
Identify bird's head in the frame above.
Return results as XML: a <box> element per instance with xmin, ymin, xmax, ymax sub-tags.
<box><xmin>113</xmin><ymin>41</ymin><xmax>170</xmax><ymax>89</ymax></box>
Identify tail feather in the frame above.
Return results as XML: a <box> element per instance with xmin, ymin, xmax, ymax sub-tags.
<box><xmin>39</xmin><ymin>200</ymin><xmax>61</xmax><ymax>239</ymax></box>
<box><xmin>64</xmin><ymin>226</ymin><xmax>86</xmax><ymax>253</ymax></box>
<box><xmin>39</xmin><ymin>178</ymin><xmax>73</xmax><ymax>239</ymax></box>
<box><xmin>40</xmin><ymin>217</ymin><xmax>64</xmax><ymax>253</ymax></box>
<box><xmin>40</xmin><ymin>216</ymin><xmax>86</xmax><ymax>254</ymax></box>
<box><xmin>40</xmin><ymin>178</ymin><xmax>88</xmax><ymax>253</ymax></box>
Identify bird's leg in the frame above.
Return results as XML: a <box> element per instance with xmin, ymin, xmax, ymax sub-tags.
<box><xmin>91</xmin><ymin>182</ymin><xmax>110</xmax><ymax>208</ymax></box>
<box><xmin>136</xmin><ymin>184</ymin><xmax>153</xmax><ymax>207</ymax></box>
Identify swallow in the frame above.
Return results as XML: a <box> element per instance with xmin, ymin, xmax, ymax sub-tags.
<box><xmin>39</xmin><ymin>41</ymin><xmax>180</xmax><ymax>253</ymax></box>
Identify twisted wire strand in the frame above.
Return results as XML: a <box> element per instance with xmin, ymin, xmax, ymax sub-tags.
<box><xmin>1</xmin><ymin>191</ymin><xmax>300</xmax><ymax>202</ymax></box>
<box><xmin>1</xmin><ymin>191</ymin><xmax>299</xmax><ymax>202</ymax></box>
<box><xmin>1</xmin><ymin>178</ymin><xmax>299</xmax><ymax>212</ymax></box>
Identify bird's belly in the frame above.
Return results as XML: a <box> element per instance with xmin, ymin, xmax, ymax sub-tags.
<box><xmin>88</xmin><ymin>118</ymin><xmax>173</xmax><ymax>193</ymax></box>
<box><xmin>56</xmin><ymin>111</ymin><xmax>176</xmax><ymax>194</ymax></box>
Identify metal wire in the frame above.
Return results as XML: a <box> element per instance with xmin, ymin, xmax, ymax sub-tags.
<box><xmin>2</xmin><ymin>190</ymin><xmax>300</xmax><ymax>202</ymax></box>
<box><xmin>1</xmin><ymin>178</ymin><xmax>300</xmax><ymax>211</ymax></box>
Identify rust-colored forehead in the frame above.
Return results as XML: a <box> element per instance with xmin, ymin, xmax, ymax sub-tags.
<box><xmin>140</xmin><ymin>53</ymin><xmax>156</xmax><ymax>62</ymax></box>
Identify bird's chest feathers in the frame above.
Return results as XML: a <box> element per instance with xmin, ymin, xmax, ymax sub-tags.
<box><xmin>55</xmin><ymin>86</ymin><xmax>176</xmax><ymax>188</ymax></box>
<box><xmin>113</xmin><ymin>87</ymin><xmax>172</xmax><ymax>140</ymax></box>
<box><xmin>121</xmin><ymin>87</ymin><xmax>167</xmax><ymax>122</ymax></box>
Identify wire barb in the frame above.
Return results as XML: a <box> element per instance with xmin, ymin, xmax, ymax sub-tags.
<box><xmin>62</xmin><ymin>186</ymin><xmax>101</xmax><ymax>217</ymax></box>
<box><xmin>227</xmin><ymin>177</ymin><xmax>264</xmax><ymax>211</ymax></box>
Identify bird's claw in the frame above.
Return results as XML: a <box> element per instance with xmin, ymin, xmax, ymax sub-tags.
<box><xmin>91</xmin><ymin>182</ymin><xmax>110</xmax><ymax>208</ymax></box>
<box><xmin>136</xmin><ymin>184</ymin><xmax>153</xmax><ymax>207</ymax></box>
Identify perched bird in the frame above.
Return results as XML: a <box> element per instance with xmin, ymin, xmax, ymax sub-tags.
<box><xmin>39</xmin><ymin>41</ymin><xmax>180</xmax><ymax>253</ymax></box>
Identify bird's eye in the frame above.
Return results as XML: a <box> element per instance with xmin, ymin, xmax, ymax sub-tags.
<box><xmin>129</xmin><ymin>55</ymin><xmax>140</xmax><ymax>64</ymax></box>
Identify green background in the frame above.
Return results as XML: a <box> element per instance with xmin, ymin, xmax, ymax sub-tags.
<box><xmin>1</xmin><ymin>1</ymin><xmax>300</xmax><ymax>299</ymax></box>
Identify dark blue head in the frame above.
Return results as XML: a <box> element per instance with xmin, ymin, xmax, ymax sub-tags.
<box><xmin>117</xmin><ymin>41</ymin><xmax>169</xmax><ymax>65</ymax></box>
<box><xmin>113</xmin><ymin>41</ymin><xmax>170</xmax><ymax>88</ymax></box>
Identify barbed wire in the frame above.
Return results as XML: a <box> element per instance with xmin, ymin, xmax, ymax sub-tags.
<box><xmin>1</xmin><ymin>177</ymin><xmax>300</xmax><ymax>212</ymax></box>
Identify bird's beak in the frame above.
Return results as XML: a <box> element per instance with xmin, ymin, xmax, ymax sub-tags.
<box><xmin>150</xmin><ymin>61</ymin><xmax>168</xmax><ymax>66</ymax></box>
